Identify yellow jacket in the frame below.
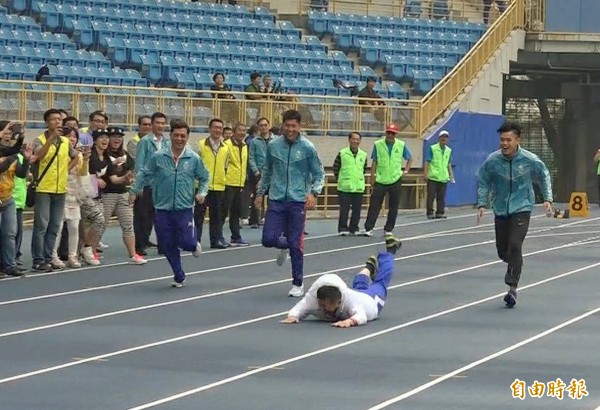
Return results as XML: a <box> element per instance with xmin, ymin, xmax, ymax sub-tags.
<box><xmin>198</xmin><ymin>138</ymin><xmax>229</xmax><ymax>191</ymax></box>
<box><xmin>224</xmin><ymin>139</ymin><xmax>248</xmax><ymax>188</ymax></box>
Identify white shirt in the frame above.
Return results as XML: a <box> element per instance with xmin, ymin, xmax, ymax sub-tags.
<box><xmin>288</xmin><ymin>274</ymin><xmax>379</xmax><ymax>326</ymax></box>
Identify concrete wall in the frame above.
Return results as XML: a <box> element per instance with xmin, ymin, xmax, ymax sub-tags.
<box><xmin>546</xmin><ymin>0</ymin><xmax>600</xmax><ymax>33</ymax></box>
<box><xmin>458</xmin><ymin>29</ymin><xmax>525</xmax><ymax>115</ymax></box>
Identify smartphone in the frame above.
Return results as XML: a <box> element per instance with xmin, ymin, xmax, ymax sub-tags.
<box><xmin>10</xmin><ymin>124</ymin><xmax>22</xmax><ymax>140</ymax></box>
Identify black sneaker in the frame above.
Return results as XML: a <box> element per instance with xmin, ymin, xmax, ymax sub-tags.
<box><xmin>31</xmin><ymin>262</ymin><xmax>52</xmax><ymax>273</ymax></box>
<box><xmin>435</xmin><ymin>214</ymin><xmax>447</xmax><ymax>219</ymax></box>
<box><xmin>385</xmin><ymin>234</ymin><xmax>401</xmax><ymax>254</ymax></box>
<box><xmin>504</xmin><ymin>290</ymin><xmax>517</xmax><ymax>308</ymax></box>
<box><xmin>5</xmin><ymin>267</ymin><xmax>25</xmax><ymax>277</ymax></box>
<box><xmin>366</xmin><ymin>255</ymin><xmax>378</xmax><ymax>280</ymax></box>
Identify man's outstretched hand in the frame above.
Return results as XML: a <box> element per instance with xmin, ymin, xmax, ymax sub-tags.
<box><xmin>331</xmin><ymin>319</ymin><xmax>354</xmax><ymax>328</ymax></box>
<box><xmin>279</xmin><ymin>316</ymin><xmax>299</xmax><ymax>324</ymax></box>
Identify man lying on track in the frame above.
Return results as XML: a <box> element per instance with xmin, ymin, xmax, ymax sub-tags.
<box><xmin>280</xmin><ymin>234</ymin><xmax>400</xmax><ymax>328</ymax></box>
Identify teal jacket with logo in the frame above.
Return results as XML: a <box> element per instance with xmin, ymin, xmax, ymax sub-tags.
<box><xmin>477</xmin><ymin>147</ymin><xmax>553</xmax><ymax>216</ymax></box>
<box><xmin>257</xmin><ymin>135</ymin><xmax>325</xmax><ymax>202</ymax></box>
<box><xmin>131</xmin><ymin>146</ymin><xmax>209</xmax><ymax>211</ymax></box>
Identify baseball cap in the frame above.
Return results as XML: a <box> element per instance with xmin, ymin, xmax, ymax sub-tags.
<box><xmin>385</xmin><ymin>123</ymin><xmax>399</xmax><ymax>134</ymax></box>
<box><xmin>439</xmin><ymin>130</ymin><xmax>449</xmax><ymax>137</ymax></box>
<box><xmin>92</xmin><ymin>128</ymin><xmax>109</xmax><ymax>140</ymax></box>
<box><xmin>107</xmin><ymin>127</ymin><xmax>125</xmax><ymax>137</ymax></box>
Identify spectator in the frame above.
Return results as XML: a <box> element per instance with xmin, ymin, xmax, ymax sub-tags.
<box><xmin>51</xmin><ymin>127</ymin><xmax>89</xmax><ymax>269</ymax></box>
<box><xmin>62</xmin><ymin>116</ymin><xmax>79</xmax><ymax>130</ymax></box>
<box><xmin>241</xmin><ymin>124</ymin><xmax>259</xmax><ymax>224</ymax></box>
<box><xmin>221</xmin><ymin>123</ymin><xmax>250</xmax><ymax>247</ymax></box>
<box><xmin>424</xmin><ymin>130</ymin><xmax>454</xmax><ymax>219</ymax></box>
<box><xmin>332</xmin><ymin>132</ymin><xmax>367</xmax><ymax>236</ymax></box>
<box><xmin>483</xmin><ymin>0</ymin><xmax>506</xmax><ymax>24</ymax></box>
<box><xmin>358</xmin><ymin>77</ymin><xmax>384</xmax><ymax>107</ymax></box>
<box><xmin>127</xmin><ymin>115</ymin><xmax>152</xmax><ymax>161</ymax></box>
<box><xmin>195</xmin><ymin>118</ymin><xmax>230</xmax><ymax>249</ymax></box>
<box><xmin>0</xmin><ymin>127</ymin><xmax>31</xmax><ymax>277</ymax></box>
<box><xmin>255</xmin><ymin>110</ymin><xmax>325</xmax><ymax>298</ymax></box>
<box><xmin>130</xmin><ymin>120</ymin><xmax>207</xmax><ymax>288</ymax></box>
<box><xmin>249</xmin><ymin>117</ymin><xmax>275</xmax><ymax>228</ymax></box>
<box><xmin>102</xmin><ymin>127</ymin><xmax>147</xmax><ymax>265</ymax></box>
<box><xmin>363</xmin><ymin>123</ymin><xmax>413</xmax><ymax>237</ymax></box>
<box><xmin>594</xmin><ymin>148</ymin><xmax>600</xmax><ymax>206</ymax></box>
<box><xmin>79</xmin><ymin>128</ymin><xmax>111</xmax><ymax>266</ymax></box>
<box><xmin>244</xmin><ymin>72</ymin><xmax>263</xmax><ymax>100</ymax></box>
<box><xmin>210</xmin><ymin>73</ymin><xmax>235</xmax><ymax>100</ymax></box>
<box><xmin>133</xmin><ymin>112</ymin><xmax>169</xmax><ymax>255</ymax></box>
<box><xmin>80</xmin><ymin>110</ymin><xmax>107</xmax><ymax>134</ymax></box>
<box><xmin>30</xmin><ymin>109</ymin><xmax>79</xmax><ymax>272</ymax></box>
<box><xmin>223</xmin><ymin>126</ymin><xmax>233</xmax><ymax>142</ymax></box>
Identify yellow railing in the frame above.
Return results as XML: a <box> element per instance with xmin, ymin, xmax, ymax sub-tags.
<box><xmin>0</xmin><ymin>81</ymin><xmax>420</xmax><ymax>137</ymax></box>
<box><xmin>297</xmin><ymin>0</ymin><xmax>486</xmax><ymax>21</ymax></box>
<box><xmin>524</xmin><ymin>0</ymin><xmax>545</xmax><ymax>32</ymax></box>
<box><xmin>419</xmin><ymin>0</ymin><xmax>525</xmax><ymax>134</ymax></box>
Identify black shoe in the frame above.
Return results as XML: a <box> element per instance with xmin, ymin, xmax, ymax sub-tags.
<box><xmin>426</xmin><ymin>215</ymin><xmax>434</xmax><ymax>220</ymax></box>
<box><xmin>148</xmin><ymin>241</ymin><xmax>158</xmax><ymax>248</ymax></box>
<box><xmin>365</xmin><ymin>255</ymin><xmax>378</xmax><ymax>280</ymax></box>
<box><xmin>435</xmin><ymin>214</ymin><xmax>447</xmax><ymax>219</ymax></box>
<box><xmin>136</xmin><ymin>248</ymin><xmax>148</xmax><ymax>256</ymax></box>
<box><xmin>385</xmin><ymin>234</ymin><xmax>401</xmax><ymax>254</ymax></box>
<box><xmin>6</xmin><ymin>267</ymin><xmax>25</xmax><ymax>277</ymax></box>
<box><xmin>504</xmin><ymin>290</ymin><xmax>517</xmax><ymax>308</ymax></box>
<box><xmin>31</xmin><ymin>262</ymin><xmax>52</xmax><ymax>272</ymax></box>
<box><xmin>210</xmin><ymin>241</ymin><xmax>230</xmax><ymax>249</ymax></box>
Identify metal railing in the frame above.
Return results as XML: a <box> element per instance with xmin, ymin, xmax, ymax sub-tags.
<box><xmin>297</xmin><ymin>0</ymin><xmax>489</xmax><ymax>22</ymax></box>
<box><xmin>419</xmin><ymin>0</ymin><xmax>525</xmax><ymax>134</ymax></box>
<box><xmin>0</xmin><ymin>81</ymin><xmax>420</xmax><ymax>137</ymax></box>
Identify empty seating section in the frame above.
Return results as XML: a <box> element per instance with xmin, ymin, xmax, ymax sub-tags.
<box><xmin>0</xmin><ymin>0</ymin><xmax>488</xmax><ymax>132</ymax></box>
<box><xmin>308</xmin><ymin>10</ymin><xmax>485</xmax><ymax>94</ymax></box>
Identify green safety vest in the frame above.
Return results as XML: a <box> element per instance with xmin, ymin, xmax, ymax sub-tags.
<box><xmin>427</xmin><ymin>143</ymin><xmax>452</xmax><ymax>183</ymax></box>
<box><xmin>374</xmin><ymin>138</ymin><xmax>405</xmax><ymax>185</ymax></box>
<box><xmin>597</xmin><ymin>159</ymin><xmax>600</xmax><ymax>175</ymax></box>
<box><xmin>13</xmin><ymin>154</ymin><xmax>27</xmax><ymax>210</ymax></box>
<box><xmin>337</xmin><ymin>147</ymin><xmax>367</xmax><ymax>193</ymax></box>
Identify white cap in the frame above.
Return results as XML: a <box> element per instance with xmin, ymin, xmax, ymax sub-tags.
<box><xmin>438</xmin><ymin>130</ymin><xmax>449</xmax><ymax>137</ymax></box>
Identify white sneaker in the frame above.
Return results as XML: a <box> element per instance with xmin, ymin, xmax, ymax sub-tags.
<box><xmin>288</xmin><ymin>284</ymin><xmax>304</xmax><ymax>297</ymax></box>
<box><xmin>192</xmin><ymin>242</ymin><xmax>202</xmax><ymax>258</ymax></box>
<box><xmin>339</xmin><ymin>231</ymin><xmax>349</xmax><ymax>236</ymax></box>
<box><xmin>66</xmin><ymin>257</ymin><xmax>81</xmax><ymax>268</ymax></box>
<box><xmin>129</xmin><ymin>254</ymin><xmax>147</xmax><ymax>265</ymax></box>
<box><xmin>171</xmin><ymin>280</ymin><xmax>185</xmax><ymax>288</ymax></box>
<box><xmin>384</xmin><ymin>231</ymin><xmax>393</xmax><ymax>236</ymax></box>
<box><xmin>362</xmin><ymin>230</ymin><xmax>373</xmax><ymax>237</ymax></box>
<box><xmin>99</xmin><ymin>242</ymin><xmax>109</xmax><ymax>249</ymax></box>
<box><xmin>51</xmin><ymin>257</ymin><xmax>65</xmax><ymax>269</ymax></box>
<box><xmin>276</xmin><ymin>249</ymin><xmax>289</xmax><ymax>266</ymax></box>
<box><xmin>81</xmin><ymin>247</ymin><xmax>100</xmax><ymax>266</ymax></box>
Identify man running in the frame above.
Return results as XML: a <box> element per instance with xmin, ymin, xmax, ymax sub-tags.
<box><xmin>477</xmin><ymin>121</ymin><xmax>553</xmax><ymax>308</ymax></box>
<box><xmin>280</xmin><ymin>235</ymin><xmax>400</xmax><ymax>327</ymax></box>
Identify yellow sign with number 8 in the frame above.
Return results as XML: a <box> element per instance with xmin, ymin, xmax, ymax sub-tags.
<box><xmin>568</xmin><ymin>192</ymin><xmax>589</xmax><ymax>217</ymax></box>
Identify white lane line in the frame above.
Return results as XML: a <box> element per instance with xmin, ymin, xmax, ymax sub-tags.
<box><xmin>367</xmin><ymin>306</ymin><xmax>600</xmax><ymax>409</ymax></box>
<box><xmin>13</xmin><ymin>212</ymin><xmax>477</xmax><ymax>280</ymax></box>
<box><xmin>0</xmin><ymin>239</ymin><xmax>498</xmax><ymax>338</ymax></box>
<box><xmin>0</xmin><ymin>220</ymin><xmax>504</xmax><ymax>307</ymax></box>
<box><xmin>126</xmin><ymin>259</ymin><xmax>600</xmax><ymax>410</ymax></box>
<box><xmin>0</xmin><ymin>237</ymin><xmax>596</xmax><ymax>386</ymax></box>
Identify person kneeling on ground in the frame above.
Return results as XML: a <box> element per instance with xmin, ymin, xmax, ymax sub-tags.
<box><xmin>280</xmin><ymin>234</ymin><xmax>400</xmax><ymax>327</ymax></box>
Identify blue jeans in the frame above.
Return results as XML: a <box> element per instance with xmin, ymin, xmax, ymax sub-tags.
<box><xmin>352</xmin><ymin>252</ymin><xmax>395</xmax><ymax>314</ymax></box>
<box><xmin>31</xmin><ymin>193</ymin><xmax>66</xmax><ymax>264</ymax></box>
<box><xmin>0</xmin><ymin>199</ymin><xmax>18</xmax><ymax>271</ymax></box>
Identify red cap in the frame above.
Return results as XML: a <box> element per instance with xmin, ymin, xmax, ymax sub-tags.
<box><xmin>385</xmin><ymin>123</ymin><xmax>399</xmax><ymax>134</ymax></box>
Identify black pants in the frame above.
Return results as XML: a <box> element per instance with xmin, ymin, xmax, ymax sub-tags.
<box><xmin>338</xmin><ymin>192</ymin><xmax>363</xmax><ymax>233</ymax></box>
<box><xmin>133</xmin><ymin>186</ymin><xmax>154</xmax><ymax>251</ymax></box>
<box><xmin>494</xmin><ymin>212</ymin><xmax>531</xmax><ymax>288</ymax></box>
<box><xmin>364</xmin><ymin>180</ymin><xmax>401</xmax><ymax>232</ymax></box>
<box><xmin>221</xmin><ymin>185</ymin><xmax>243</xmax><ymax>241</ymax></box>
<box><xmin>241</xmin><ymin>179</ymin><xmax>254</xmax><ymax>220</ymax></box>
<box><xmin>426</xmin><ymin>180</ymin><xmax>448</xmax><ymax>216</ymax></box>
<box><xmin>194</xmin><ymin>190</ymin><xmax>225</xmax><ymax>246</ymax></box>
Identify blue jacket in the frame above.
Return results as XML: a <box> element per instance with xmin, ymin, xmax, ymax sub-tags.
<box><xmin>257</xmin><ymin>135</ymin><xmax>325</xmax><ymax>203</ymax></box>
<box><xmin>134</xmin><ymin>134</ymin><xmax>171</xmax><ymax>178</ymax></box>
<box><xmin>249</xmin><ymin>134</ymin><xmax>275</xmax><ymax>175</ymax></box>
<box><xmin>131</xmin><ymin>146</ymin><xmax>209</xmax><ymax>211</ymax></box>
<box><xmin>477</xmin><ymin>147</ymin><xmax>553</xmax><ymax>216</ymax></box>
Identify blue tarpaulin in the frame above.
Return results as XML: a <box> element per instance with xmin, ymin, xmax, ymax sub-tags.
<box><xmin>423</xmin><ymin>109</ymin><xmax>505</xmax><ymax>206</ymax></box>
